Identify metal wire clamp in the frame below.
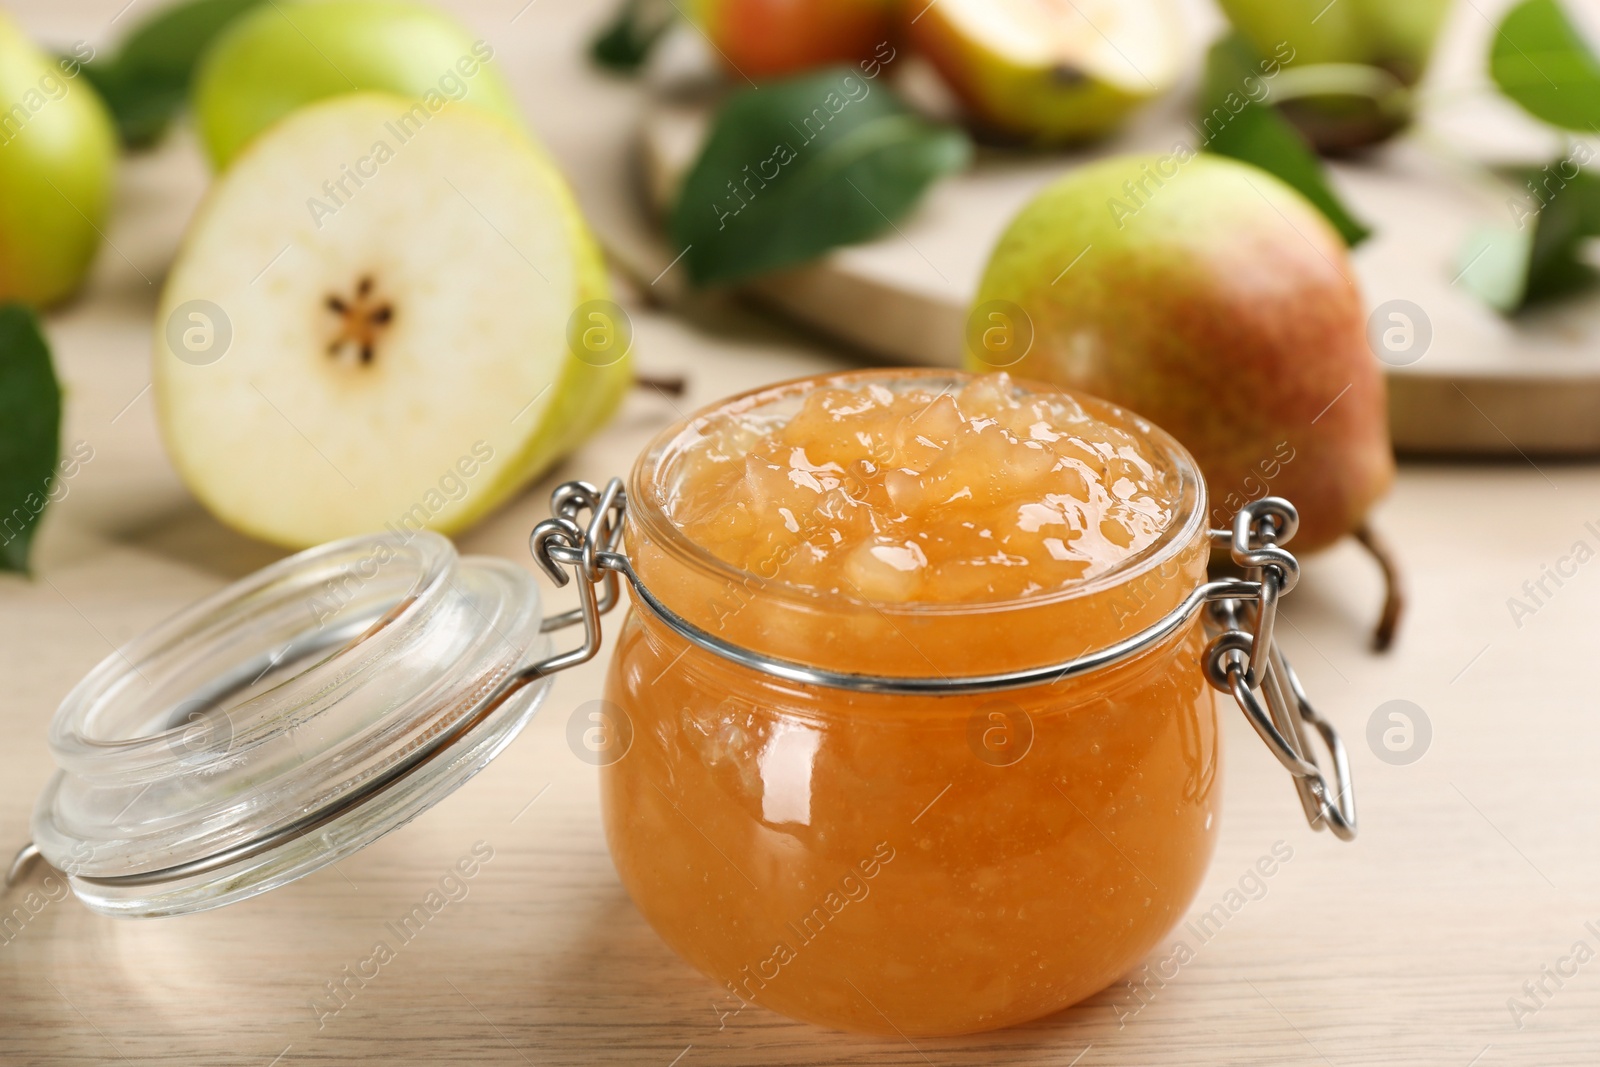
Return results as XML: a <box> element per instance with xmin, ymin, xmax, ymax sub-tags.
<box><xmin>528</xmin><ymin>479</ymin><xmax>1356</xmax><ymax>840</ymax></box>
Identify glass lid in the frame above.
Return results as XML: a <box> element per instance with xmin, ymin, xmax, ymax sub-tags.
<box><xmin>29</xmin><ymin>530</ymin><xmax>551</xmax><ymax>917</ymax></box>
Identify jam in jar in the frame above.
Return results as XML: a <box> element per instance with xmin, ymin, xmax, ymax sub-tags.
<box><xmin>602</xmin><ymin>369</ymin><xmax>1218</xmax><ymax>1035</ymax></box>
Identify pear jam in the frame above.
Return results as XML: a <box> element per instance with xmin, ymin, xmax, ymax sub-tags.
<box><xmin>667</xmin><ymin>372</ymin><xmax>1178</xmax><ymax>604</ymax></box>
<box><xmin>602</xmin><ymin>370</ymin><xmax>1219</xmax><ymax>1036</ymax></box>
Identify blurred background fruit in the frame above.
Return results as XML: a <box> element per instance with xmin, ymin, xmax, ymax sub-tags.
<box><xmin>0</xmin><ymin>11</ymin><xmax>116</xmax><ymax>307</ymax></box>
<box><xmin>970</xmin><ymin>153</ymin><xmax>1397</xmax><ymax>641</ymax></box>
<box><xmin>692</xmin><ymin>0</ymin><xmax>897</xmax><ymax>80</ymax></box>
<box><xmin>192</xmin><ymin>0</ymin><xmax>522</xmax><ymax>168</ymax></box>
<box><xmin>1217</xmin><ymin>0</ymin><xmax>1454</xmax><ymax>152</ymax></box>
<box><xmin>907</xmin><ymin>0</ymin><xmax>1181</xmax><ymax>145</ymax></box>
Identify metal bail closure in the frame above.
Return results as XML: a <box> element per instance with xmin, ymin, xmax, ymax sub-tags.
<box><xmin>1201</xmin><ymin>499</ymin><xmax>1357</xmax><ymax>841</ymax></box>
<box><xmin>532</xmin><ymin>480</ymin><xmax>1356</xmax><ymax>841</ymax></box>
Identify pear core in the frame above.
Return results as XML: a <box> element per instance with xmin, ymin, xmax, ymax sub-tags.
<box><xmin>324</xmin><ymin>274</ymin><xmax>395</xmax><ymax>366</ymax></box>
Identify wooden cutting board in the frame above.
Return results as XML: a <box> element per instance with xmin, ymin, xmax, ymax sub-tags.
<box><xmin>627</xmin><ymin>0</ymin><xmax>1600</xmax><ymax>455</ymax></box>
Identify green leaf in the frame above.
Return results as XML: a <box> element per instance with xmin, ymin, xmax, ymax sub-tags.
<box><xmin>116</xmin><ymin>0</ymin><xmax>263</xmax><ymax>80</ymax></box>
<box><xmin>1525</xmin><ymin>175</ymin><xmax>1600</xmax><ymax>303</ymax></box>
<box><xmin>671</xmin><ymin>68</ymin><xmax>972</xmax><ymax>286</ymax></box>
<box><xmin>1490</xmin><ymin>0</ymin><xmax>1600</xmax><ymax>132</ymax></box>
<box><xmin>0</xmin><ymin>305</ymin><xmax>62</xmax><ymax>573</ymax></box>
<box><xmin>590</xmin><ymin>0</ymin><xmax>676</xmax><ymax>73</ymax></box>
<box><xmin>1457</xmin><ymin>165</ymin><xmax>1600</xmax><ymax>313</ymax></box>
<box><xmin>1198</xmin><ymin>34</ymin><xmax>1372</xmax><ymax>246</ymax></box>
<box><xmin>80</xmin><ymin>0</ymin><xmax>264</xmax><ymax>149</ymax></box>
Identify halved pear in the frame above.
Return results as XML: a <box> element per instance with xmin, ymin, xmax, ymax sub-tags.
<box><xmin>154</xmin><ymin>92</ymin><xmax>629</xmax><ymax>548</ymax></box>
<box><xmin>909</xmin><ymin>0</ymin><xmax>1181</xmax><ymax>145</ymax></box>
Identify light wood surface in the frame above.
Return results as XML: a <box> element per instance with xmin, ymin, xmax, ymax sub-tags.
<box><xmin>634</xmin><ymin>0</ymin><xmax>1600</xmax><ymax>455</ymax></box>
<box><xmin>3</xmin><ymin>2</ymin><xmax>1598</xmax><ymax>1065</ymax></box>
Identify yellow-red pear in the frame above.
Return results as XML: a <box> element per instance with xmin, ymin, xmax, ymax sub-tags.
<box><xmin>970</xmin><ymin>153</ymin><xmax>1393</xmax><ymax>563</ymax></box>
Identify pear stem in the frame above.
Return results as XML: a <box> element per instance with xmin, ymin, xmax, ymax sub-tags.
<box><xmin>1353</xmin><ymin>521</ymin><xmax>1403</xmax><ymax>653</ymax></box>
<box><xmin>634</xmin><ymin>372</ymin><xmax>687</xmax><ymax>397</ymax></box>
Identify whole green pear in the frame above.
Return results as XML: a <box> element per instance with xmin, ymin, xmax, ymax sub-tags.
<box><xmin>0</xmin><ymin>12</ymin><xmax>117</xmax><ymax>306</ymax></box>
<box><xmin>970</xmin><ymin>152</ymin><xmax>1393</xmax><ymax>555</ymax></box>
<box><xmin>192</xmin><ymin>0</ymin><xmax>522</xmax><ymax>169</ymax></box>
<box><xmin>1218</xmin><ymin>0</ymin><xmax>1453</xmax><ymax>152</ymax></box>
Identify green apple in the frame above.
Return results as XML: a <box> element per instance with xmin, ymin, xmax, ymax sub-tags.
<box><xmin>907</xmin><ymin>0</ymin><xmax>1181</xmax><ymax>146</ymax></box>
<box><xmin>155</xmin><ymin>92</ymin><xmax>630</xmax><ymax>548</ymax></box>
<box><xmin>0</xmin><ymin>12</ymin><xmax>116</xmax><ymax>306</ymax></box>
<box><xmin>970</xmin><ymin>152</ymin><xmax>1392</xmax><ymax>555</ymax></box>
<box><xmin>1217</xmin><ymin>0</ymin><xmax>1453</xmax><ymax>152</ymax></box>
<box><xmin>192</xmin><ymin>0</ymin><xmax>522</xmax><ymax>169</ymax></box>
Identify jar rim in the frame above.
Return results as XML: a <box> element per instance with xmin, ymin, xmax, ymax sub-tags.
<box><xmin>628</xmin><ymin>368</ymin><xmax>1208</xmax><ymax>619</ymax></box>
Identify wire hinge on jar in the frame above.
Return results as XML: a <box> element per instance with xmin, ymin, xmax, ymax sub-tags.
<box><xmin>1200</xmin><ymin>502</ymin><xmax>1357</xmax><ymax>841</ymax></box>
<box><xmin>531</xmin><ymin>479</ymin><xmax>1356</xmax><ymax>841</ymax></box>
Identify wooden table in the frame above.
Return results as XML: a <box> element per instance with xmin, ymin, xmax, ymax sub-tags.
<box><xmin>3</xmin><ymin>2</ymin><xmax>1596</xmax><ymax>1064</ymax></box>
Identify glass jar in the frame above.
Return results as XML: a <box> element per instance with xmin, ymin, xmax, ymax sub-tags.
<box><xmin>602</xmin><ymin>369</ymin><xmax>1218</xmax><ymax>1035</ymax></box>
<box><xmin>14</xmin><ymin>367</ymin><xmax>1353</xmax><ymax>1038</ymax></box>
